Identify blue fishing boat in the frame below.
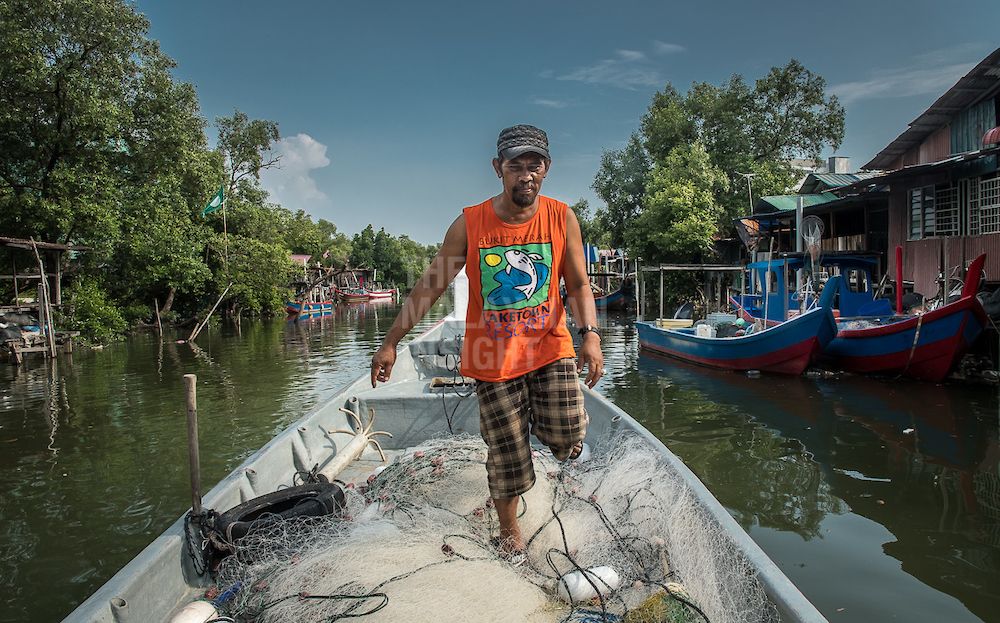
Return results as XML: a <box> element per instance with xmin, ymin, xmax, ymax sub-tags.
<box><xmin>822</xmin><ymin>254</ymin><xmax>988</xmax><ymax>382</ymax></box>
<box><xmin>731</xmin><ymin>254</ymin><xmax>892</xmax><ymax>324</ymax></box>
<box><xmin>593</xmin><ymin>276</ymin><xmax>635</xmax><ymax>311</ymax></box>
<box><xmin>285</xmin><ymin>300</ymin><xmax>335</xmax><ymax>316</ymax></box>
<box><xmin>637</xmin><ymin>277</ymin><xmax>839</xmax><ymax>375</ymax></box>
<box><xmin>731</xmin><ymin>254</ymin><xmax>989</xmax><ymax>382</ymax></box>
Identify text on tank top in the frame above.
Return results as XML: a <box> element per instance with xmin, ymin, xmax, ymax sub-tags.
<box><xmin>460</xmin><ymin>195</ymin><xmax>576</xmax><ymax>382</ymax></box>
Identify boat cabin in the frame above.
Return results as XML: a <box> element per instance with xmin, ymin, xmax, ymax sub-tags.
<box><xmin>732</xmin><ymin>254</ymin><xmax>893</xmax><ymax>322</ymax></box>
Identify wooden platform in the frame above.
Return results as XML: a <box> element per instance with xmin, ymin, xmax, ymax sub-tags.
<box><xmin>2</xmin><ymin>331</ymin><xmax>80</xmax><ymax>364</ymax></box>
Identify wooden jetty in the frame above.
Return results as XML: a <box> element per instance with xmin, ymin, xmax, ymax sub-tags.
<box><xmin>0</xmin><ymin>236</ymin><xmax>88</xmax><ymax>364</ymax></box>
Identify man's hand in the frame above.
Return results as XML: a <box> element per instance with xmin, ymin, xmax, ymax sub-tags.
<box><xmin>371</xmin><ymin>343</ymin><xmax>397</xmax><ymax>387</ymax></box>
<box><xmin>578</xmin><ymin>333</ymin><xmax>604</xmax><ymax>388</ymax></box>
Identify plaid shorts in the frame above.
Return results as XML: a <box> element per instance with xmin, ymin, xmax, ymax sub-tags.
<box><xmin>476</xmin><ymin>358</ymin><xmax>589</xmax><ymax>499</ymax></box>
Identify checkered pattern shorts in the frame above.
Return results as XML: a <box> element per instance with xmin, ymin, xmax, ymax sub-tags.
<box><xmin>475</xmin><ymin>358</ymin><xmax>588</xmax><ymax>499</ymax></box>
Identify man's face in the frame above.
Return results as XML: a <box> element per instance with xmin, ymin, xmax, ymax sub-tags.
<box><xmin>493</xmin><ymin>153</ymin><xmax>549</xmax><ymax>208</ymax></box>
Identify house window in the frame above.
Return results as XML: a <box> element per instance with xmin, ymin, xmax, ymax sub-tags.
<box><xmin>981</xmin><ymin>177</ymin><xmax>1000</xmax><ymax>235</ymax></box>
<box><xmin>935</xmin><ymin>184</ymin><xmax>960</xmax><ymax>236</ymax></box>
<box><xmin>909</xmin><ymin>186</ymin><xmax>935</xmax><ymax>239</ymax></box>
<box><xmin>965</xmin><ymin>178</ymin><xmax>980</xmax><ymax>236</ymax></box>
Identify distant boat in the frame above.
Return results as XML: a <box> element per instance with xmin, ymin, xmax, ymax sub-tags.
<box><xmin>285</xmin><ymin>300</ymin><xmax>334</xmax><ymax>315</ymax></box>
<box><xmin>637</xmin><ymin>277</ymin><xmax>839</xmax><ymax>375</ymax></box>
<box><xmin>335</xmin><ymin>287</ymin><xmax>370</xmax><ymax>303</ymax></box>
<box><xmin>594</xmin><ymin>276</ymin><xmax>635</xmax><ymax>311</ymax></box>
<box><xmin>367</xmin><ymin>286</ymin><xmax>398</xmax><ymax>300</ymax></box>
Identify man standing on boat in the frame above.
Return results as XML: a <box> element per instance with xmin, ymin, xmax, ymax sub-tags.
<box><xmin>370</xmin><ymin>124</ymin><xmax>603</xmax><ymax>560</ymax></box>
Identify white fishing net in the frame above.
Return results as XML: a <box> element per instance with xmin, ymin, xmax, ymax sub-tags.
<box><xmin>210</xmin><ymin>435</ymin><xmax>777</xmax><ymax>623</ymax></box>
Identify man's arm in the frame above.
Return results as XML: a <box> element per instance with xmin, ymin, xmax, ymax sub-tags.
<box><xmin>563</xmin><ymin>209</ymin><xmax>604</xmax><ymax>388</ymax></box>
<box><xmin>371</xmin><ymin>214</ymin><xmax>467</xmax><ymax>386</ymax></box>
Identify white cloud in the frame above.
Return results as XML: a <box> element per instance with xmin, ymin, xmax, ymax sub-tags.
<box><xmin>557</xmin><ymin>57</ymin><xmax>662</xmax><ymax>90</ymax></box>
<box><xmin>830</xmin><ymin>46</ymin><xmax>982</xmax><ymax>104</ymax></box>
<box><xmin>652</xmin><ymin>41</ymin><xmax>685</xmax><ymax>55</ymax></box>
<box><xmin>552</xmin><ymin>41</ymin><xmax>684</xmax><ymax>90</ymax></box>
<box><xmin>531</xmin><ymin>97</ymin><xmax>569</xmax><ymax>109</ymax></box>
<box><xmin>259</xmin><ymin>133</ymin><xmax>331</xmax><ymax>210</ymax></box>
<box><xmin>616</xmin><ymin>49</ymin><xmax>646</xmax><ymax>62</ymax></box>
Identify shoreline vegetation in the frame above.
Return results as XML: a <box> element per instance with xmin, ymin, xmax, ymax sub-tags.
<box><xmin>0</xmin><ymin>0</ymin><xmax>440</xmax><ymax>343</ymax></box>
<box><xmin>0</xmin><ymin>0</ymin><xmax>843</xmax><ymax>343</ymax></box>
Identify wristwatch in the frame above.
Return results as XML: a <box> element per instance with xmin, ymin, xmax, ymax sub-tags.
<box><xmin>577</xmin><ymin>325</ymin><xmax>600</xmax><ymax>339</ymax></box>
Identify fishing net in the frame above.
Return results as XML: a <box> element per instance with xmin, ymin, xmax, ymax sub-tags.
<box><xmin>210</xmin><ymin>435</ymin><xmax>777</xmax><ymax>623</ymax></box>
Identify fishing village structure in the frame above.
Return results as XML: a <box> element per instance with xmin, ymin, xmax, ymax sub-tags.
<box><xmin>0</xmin><ymin>236</ymin><xmax>86</xmax><ymax>364</ymax></box>
<box><xmin>741</xmin><ymin>47</ymin><xmax>1000</xmax><ymax>300</ymax></box>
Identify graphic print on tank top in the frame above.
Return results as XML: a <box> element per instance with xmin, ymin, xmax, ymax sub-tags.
<box><xmin>480</xmin><ymin>242</ymin><xmax>552</xmax><ymax>311</ymax></box>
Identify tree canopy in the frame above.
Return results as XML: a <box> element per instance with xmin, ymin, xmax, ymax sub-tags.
<box><xmin>0</xmin><ymin>0</ymin><xmax>437</xmax><ymax>340</ymax></box>
<box><xmin>593</xmin><ymin>60</ymin><xmax>845</xmax><ymax>264</ymax></box>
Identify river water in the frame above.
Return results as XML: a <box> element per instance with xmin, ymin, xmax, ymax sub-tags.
<box><xmin>1</xmin><ymin>300</ymin><xmax>998</xmax><ymax>622</ymax></box>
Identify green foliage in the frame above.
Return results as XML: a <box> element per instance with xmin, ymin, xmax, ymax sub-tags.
<box><xmin>64</xmin><ymin>279</ymin><xmax>127</xmax><ymax>342</ymax></box>
<box><xmin>569</xmin><ymin>199</ymin><xmax>601</xmax><ymax>246</ymax></box>
<box><xmin>349</xmin><ymin>225</ymin><xmax>437</xmax><ymax>288</ymax></box>
<box><xmin>592</xmin><ymin>134</ymin><xmax>651</xmax><ymax>248</ymax></box>
<box><xmin>630</xmin><ymin>143</ymin><xmax>728</xmax><ymax>263</ymax></box>
<box><xmin>121</xmin><ymin>303</ymin><xmax>153</xmax><ymax>326</ymax></box>
<box><xmin>350</xmin><ymin>225</ymin><xmax>377</xmax><ymax>268</ymax></box>
<box><xmin>0</xmin><ymin>0</ymin><xmax>461</xmax><ymax>336</ymax></box>
<box><xmin>216</xmin><ymin>234</ymin><xmax>295</xmax><ymax>317</ymax></box>
<box><xmin>0</xmin><ymin>0</ymin><xmax>182</xmax><ymax>249</ymax></box>
<box><xmin>594</xmin><ymin>59</ymin><xmax>844</xmax><ymax>262</ymax></box>
<box><xmin>217</xmin><ymin>110</ymin><xmax>280</xmax><ymax>194</ymax></box>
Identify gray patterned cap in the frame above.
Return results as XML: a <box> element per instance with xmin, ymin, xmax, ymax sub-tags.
<box><xmin>497</xmin><ymin>124</ymin><xmax>550</xmax><ymax>160</ymax></box>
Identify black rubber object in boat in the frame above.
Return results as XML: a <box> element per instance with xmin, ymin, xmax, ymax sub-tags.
<box><xmin>214</xmin><ymin>481</ymin><xmax>346</xmax><ymax>542</ymax></box>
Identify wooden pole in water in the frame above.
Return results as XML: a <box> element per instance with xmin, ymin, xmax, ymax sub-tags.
<box><xmin>188</xmin><ymin>282</ymin><xmax>232</xmax><ymax>342</ymax></box>
<box><xmin>154</xmin><ymin>298</ymin><xmax>162</xmax><ymax>337</ymax></box>
<box><xmin>30</xmin><ymin>239</ymin><xmax>56</xmax><ymax>357</ymax></box>
<box><xmin>184</xmin><ymin>374</ymin><xmax>202</xmax><ymax>515</ymax></box>
<box><xmin>895</xmin><ymin>246</ymin><xmax>903</xmax><ymax>315</ymax></box>
<box><xmin>658</xmin><ymin>268</ymin><xmax>664</xmax><ymax>321</ymax></box>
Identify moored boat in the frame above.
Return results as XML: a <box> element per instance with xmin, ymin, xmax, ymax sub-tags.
<box><xmin>285</xmin><ymin>300</ymin><xmax>334</xmax><ymax>315</ymax></box>
<box><xmin>821</xmin><ymin>254</ymin><xmax>988</xmax><ymax>382</ymax></box>
<box><xmin>367</xmin><ymin>288</ymin><xmax>397</xmax><ymax>300</ymax></box>
<box><xmin>336</xmin><ymin>287</ymin><xmax>370</xmax><ymax>303</ymax></box>
<box><xmin>637</xmin><ymin>277</ymin><xmax>839</xmax><ymax>375</ymax></box>
<box><xmin>593</xmin><ymin>283</ymin><xmax>633</xmax><ymax>311</ymax></box>
<box><xmin>62</xmin><ymin>307</ymin><xmax>828</xmax><ymax>622</ymax></box>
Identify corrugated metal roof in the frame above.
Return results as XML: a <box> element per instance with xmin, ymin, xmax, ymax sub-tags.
<box><xmin>864</xmin><ymin>47</ymin><xmax>1000</xmax><ymax>170</ymax></box>
<box><xmin>755</xmin><ymin>192</ymin><xmax>839</xmax><ymax>213</ymax></box>
<box><xmin>798</xmin><ymin>172</ymin><xmax>883</xmax><ymax>194</ymax></box>
<box><xmin>839</xmin><ymin>146</ymin><xmax>1000</xmax><ymax>194</ymax></box>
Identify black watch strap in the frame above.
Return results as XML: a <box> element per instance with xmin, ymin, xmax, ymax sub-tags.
<box><xmin>577</xmin><ymin>325</ymin><xmax>600</xmax><ymax>338</ymax></box>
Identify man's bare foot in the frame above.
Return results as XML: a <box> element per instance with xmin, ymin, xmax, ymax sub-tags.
<box><xmin>552</xmin><ymin>440</ymin><xmax>584</xmax><ymax>462</ymax></box>
<box><xmin>490</xmin><ymin>535</ymin><xmax>526</xmax><ymax>566</ymax></box>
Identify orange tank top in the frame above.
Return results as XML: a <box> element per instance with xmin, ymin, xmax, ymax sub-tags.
<box><xmin>460</xmin><ymin>195</ymin><xmax>576</xmax><ymax>382</ymax></box>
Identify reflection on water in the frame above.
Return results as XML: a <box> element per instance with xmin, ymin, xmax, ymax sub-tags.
<box><xmin>0</xmin><ymin>299</ymin><xmax>445</xmax><ymax>623</ymax></box>
<box><xmin>1</xmin><ymin>305</ymin><xmax>998</xmax><ymax>622</ymax></box>
<box><xmin>597</xmin><ymin>316</ymin><xmax>999</xmax><ymax>623</ymax></box>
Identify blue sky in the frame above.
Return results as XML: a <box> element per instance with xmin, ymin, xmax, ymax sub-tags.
<box><xmin>136</xmin><ymin>0</ymin><xmax>999</xmax><ymax>244</ymax></box>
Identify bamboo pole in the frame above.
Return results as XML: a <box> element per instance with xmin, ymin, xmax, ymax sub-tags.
<box><xmin>154</xmin><ymin>298</ymin><xmax>162</xmax><ymax>336</ymax></box>
<box><xmin>188</xmin><ymin>282</ymin><xmax>232</xmax><ymax>342</ymax></box>
<box><xmin>184</xmin><ymin>374</ymin><xmax>202</xmax><ymax>515</ymax></box>
<box><xmin>658</xmin><ymin>269</ymin><xmax>664</xmax><ymax>321</ymax></box>
<box><xmin>30</xmin><ymin>239</ymin><xmax>56</xmax><ymax>357</ymax></box>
